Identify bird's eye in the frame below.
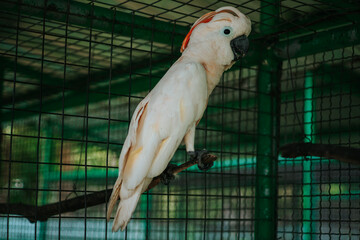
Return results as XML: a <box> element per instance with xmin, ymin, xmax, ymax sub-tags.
<box><xmin>222</xmin><ymin>27</ymin><xmax>233</xmax><ymax>36</ymax></box>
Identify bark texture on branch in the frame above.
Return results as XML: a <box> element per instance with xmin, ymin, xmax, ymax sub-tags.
<box><xmin>280</xmin><ymin>143</ymin><xmax>360</xmax><ymax>165</ymax></box>
<box><xmin>0</xmin><ymin>154</ymin><xmax>217</xmax><ymax>223</ymax></box>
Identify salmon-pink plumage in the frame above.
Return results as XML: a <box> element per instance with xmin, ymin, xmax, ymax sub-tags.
<box><xmin>107</xmin><ymin>6</ymin><xmax>251</xmax><ymax>232</ymax></box>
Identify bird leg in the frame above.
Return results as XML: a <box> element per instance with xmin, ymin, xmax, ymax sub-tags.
<box><xmin>159</xmin><ymin>163</ymin><xmax>177</xmax><ymax>185</ymax></box>
<box><xmin>188</xmin><ymin>149</ymin><xmax>213</xmax><ymax>171</ymax></box>
<box><xmin>184</xmin><ymin>124</ymin><xmax>213</xmax><ymax>171</ymax></box>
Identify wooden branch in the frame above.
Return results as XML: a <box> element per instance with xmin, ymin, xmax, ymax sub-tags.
<box><xmin>0</xmin><ymin>189</ymin><xmax>112</xmax><ymax>223</ymax></box>
<box><xmin>280</xmin><ymin>143</ymin><xmax>360</xmax><ymax>165</ymax></box>
<box><xmin>0</xmin><ymin>154</ymin><xmax>217</xmax><ymax>223</ymax></box>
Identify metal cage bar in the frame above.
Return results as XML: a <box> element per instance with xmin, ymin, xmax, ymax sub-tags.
<box><xmin>255</xmin><ymin>1</ymin><xmax>281</xmax><ymax>239</ymax></box>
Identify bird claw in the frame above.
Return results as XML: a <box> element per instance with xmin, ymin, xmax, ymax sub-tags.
<box><xmin>188</xmin><ymin>149</ymin><xmax>213</xmax><ymax>171</ymax></box>
<box><xmin>160</xmin><ymin>163</ymin><xmax>177</xmax><ymax>185</ymax></box>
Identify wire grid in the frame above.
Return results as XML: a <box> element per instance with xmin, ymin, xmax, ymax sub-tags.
<box><xmin>0</xmin><ymin>0</ymin><xmax>359</xmax><ymax>239</ymax></box>
<box><xmin>278</xmin><ymin>46</ymin><xmax>360</xmax><ymax>240</ymax></box>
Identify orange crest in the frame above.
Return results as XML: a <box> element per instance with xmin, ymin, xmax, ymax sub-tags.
<box><xmin>180</xmin><ymin>9</ymin><xmax>239</xmax><ymax>53</ymax></box>
<box><xmin>180</xmin><ymin>11</ymin><xmax>216</xmax><ymax>53</ymax></box>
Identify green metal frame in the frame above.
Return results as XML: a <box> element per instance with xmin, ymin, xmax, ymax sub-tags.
<box><xmin>38</xmin><ymin>125</ymin><xmax>54</xmax><ymax>240</ymax></box>
<box><xmin>255</xmin><ymin>1</ymin><xmax>281</xmax><ymax>239</ymax></box>
<box><xmin>302</xmin><ymin>71</ymin><xmax>315</xmax><ymax>240</ymax></box>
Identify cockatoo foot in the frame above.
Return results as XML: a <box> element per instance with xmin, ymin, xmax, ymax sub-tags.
<box><xmin>160</xmin><ymin>163</ymin><xmax>177</xmax><ymax>185</ymax></box>
<box><xmin>188</xmin><ymin>149</ymin><xmax>213</xmax><ymax>171</ymax></box>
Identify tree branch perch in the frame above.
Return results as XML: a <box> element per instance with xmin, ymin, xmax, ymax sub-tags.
<box><xmin>0</xmin><ymin>154</ymin><xmax>217</xmax><ymax>223</ymax></box>
<box><xmin>280</xmin><ymin>143</ymin><xmax>360</xmax><ymax>165</ymax></box>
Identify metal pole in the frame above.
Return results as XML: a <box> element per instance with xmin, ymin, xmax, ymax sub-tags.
<box><xmin>255</xmin><ymin>1</ymin><xmax>281</xmax><ymax>239</ymax></box>
<box><xmin>0</xmin><ymin>65</ymin><xmax>3</xmax><ymax>136</ymax></box>
<box><xmin>302</xmin><ymin>71</ymin><xmax>315</xmax><ymax>239</ymax></box>
<box><xmin>0</xmin><ymin>65</ymin><xmax>4</xmax><ymax>180</ymax></box>
<box><xmin>38</xmin><ymin>124</ymin><xmax>53</xmax><ymax>240</ymax></box>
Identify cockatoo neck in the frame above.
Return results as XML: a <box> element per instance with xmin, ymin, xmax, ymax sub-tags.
<box><xmin>182</xmin><ymin>46</ymin><xmax>231</xmax><ymax>95</ymax></box>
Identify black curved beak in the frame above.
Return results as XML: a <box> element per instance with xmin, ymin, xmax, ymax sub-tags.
<box><xmin>230</xmin><ymin>35</ymin><xmax>249</xmax><ymax>61</ymax></box>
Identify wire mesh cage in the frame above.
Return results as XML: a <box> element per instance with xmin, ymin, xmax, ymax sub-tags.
<box><xmin>0</xmin><ymin>0</ymin><xmax>359</xmax><ymax>239</ymax></box>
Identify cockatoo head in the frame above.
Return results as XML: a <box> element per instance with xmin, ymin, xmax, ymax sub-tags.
<box><xmin>181</xmin><ymin>6</ymin><xmax>251</xmax><ymax>66</ymax></box>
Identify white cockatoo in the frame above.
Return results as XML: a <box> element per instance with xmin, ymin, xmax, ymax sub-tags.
<box><xmin>107</xmin><ymin>6</ymin><xmax>251</xmax><ymax>232</ymax></box>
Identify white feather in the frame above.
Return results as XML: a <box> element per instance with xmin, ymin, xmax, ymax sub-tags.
<box><xmin>107</xmin><ymin>60</ymin><xmax>208</xmax><ymax>231</ymax></box>
<box><xmin>107</xmin><ymin>6</ymin><xmax>252</xmax><ymax>231</ymax></box>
